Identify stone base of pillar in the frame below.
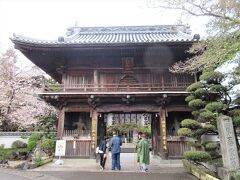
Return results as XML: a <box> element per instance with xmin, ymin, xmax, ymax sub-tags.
<box><xmin>217</xmin><ymin>167</ymin><xmax>240</xmax><ymax>180</ymax></box>
<box><xmin>160</xmin><ymin>152</ymin><xmax>168</xmax><ymax>160</ymax></box>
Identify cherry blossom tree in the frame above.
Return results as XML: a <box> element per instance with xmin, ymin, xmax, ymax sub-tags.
<box><xmin>0</xmin><ymin>48</ymin><xmax>56</xmax><ymax>131</ymax></box>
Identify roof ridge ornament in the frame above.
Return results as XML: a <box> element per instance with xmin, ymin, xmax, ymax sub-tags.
<box><xmin>193</xmin><ymin>34</ymin><xmax>200</xmax><ymax>41</ymax></box>
<box><xmin>58</xmin><ymin>36</ymin><xmax>65</xmax><ymax>42</ymax></box>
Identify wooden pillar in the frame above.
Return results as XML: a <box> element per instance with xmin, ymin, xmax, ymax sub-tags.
<box><xmin>57</xmin><ymin>107</ymin><xmax>65</xmax><ymax>139</ymax></box>
<box><xmin>91</xmin><ymin>109</ymin><xmax>98</xmax><ymax>156</ymax></box>
<box><xmin>152</xmin><ymin>115</ymin><xmax>158</xmax><ymax>155</ymax></box>
<box><xmin>62</xmin><ymin>73</ymin><xmax>66</xmax><ymax>91</ymax></box>
<box><xmin>93</xmin><ymin>70</ymin><xmax>98</xmax><ymax>90</ymax></box>
<box><xmin>160</xmin><ymin>108</ymin><xmax>168</xmax><ymax>159</ymax></box>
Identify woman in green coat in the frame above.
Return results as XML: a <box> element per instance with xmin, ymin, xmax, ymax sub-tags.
<box><xmin>136</xmin><ymin>132</ymin><xmax>142</xmax><ymax>164</ymax></box>
<box><xmin>137</xmin><ymin>133</ymin><xmax>150</xmax><ymax>172</ymax></box>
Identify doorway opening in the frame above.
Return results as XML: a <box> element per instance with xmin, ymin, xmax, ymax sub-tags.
<box><xmin>97</xmin><ymin>112</ymin><xmax>153</xmax><ymax>152</ymax></box>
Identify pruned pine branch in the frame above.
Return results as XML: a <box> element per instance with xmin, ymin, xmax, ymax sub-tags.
<box><xmin>169</xmin><ymin>56</ymin><xmax>205</xmax><ymax>74</ymax></box>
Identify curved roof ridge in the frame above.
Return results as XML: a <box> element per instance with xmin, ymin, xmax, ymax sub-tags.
<box><xmin>66</xmin><ymin>25</ymin><xmax>191</xmax><ymax>36</ymax></box>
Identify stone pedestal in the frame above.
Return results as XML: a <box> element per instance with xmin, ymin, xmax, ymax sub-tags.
<box><xmin>217</xmin><ymin>115</ymin><xmax>240</xmax><ymax>179</ymax></box>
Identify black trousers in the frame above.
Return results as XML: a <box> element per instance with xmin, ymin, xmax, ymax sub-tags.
<box><xmin>100</xmin><ymin>153</ymin><xmax>106</xmax><ymax>168</ymax></box>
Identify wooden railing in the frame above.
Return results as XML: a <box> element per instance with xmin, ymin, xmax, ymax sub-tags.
<box><xmin>63</xmin><ymin>130</ymin><xmax>91</xmax><ymax>138</ymax></box>
<box><xmin>65</xmin><ymin>140</ymin><xmax>91</xmax><ymax>158</ymax></box>
<box><xmin>43</xmin><ymin>82</ymin><xmax>192</xmax><ymax>93</ymax></box>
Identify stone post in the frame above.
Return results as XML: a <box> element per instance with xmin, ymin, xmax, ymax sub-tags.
<box><xmin>217</xmin><ymin>115</ymin><xmax>240</xmax><ymax>179</ymax></box>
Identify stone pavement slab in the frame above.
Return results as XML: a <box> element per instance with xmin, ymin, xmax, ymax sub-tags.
<box><xmin>0</xmin><ymin>153</ymin><xmax>197</xmax><ymax>180</ymax></box>
<box><xmin>32</xmin><ymin>153</ymin><xmax>184</xmax><ymax>173</ymax></box>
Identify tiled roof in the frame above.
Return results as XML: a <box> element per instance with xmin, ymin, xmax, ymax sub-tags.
<box><xmin>11</xmin><ymin>25</ymin><xmax>200</xmax><ymax>45</ymax></box>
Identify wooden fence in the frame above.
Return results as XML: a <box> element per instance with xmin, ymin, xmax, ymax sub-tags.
<box><xmin>65</xmin><ymin>140</ymin><xmax>91</xmax><ymax>158</ymax></box>
<box><xmin>167</xmin><ymin>138</ymin><xmax>189</xmax><ymax>158</ymax></box>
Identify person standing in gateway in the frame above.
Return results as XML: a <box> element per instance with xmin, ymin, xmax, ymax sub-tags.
<box><xmin>99</xmin><ymin>137</ymin><xmax>107</xmax><ymax>170</ymax></box>
<box><xmin>138</xmin><ymin>133</ymin><xmax>150</xmax><ymax>172</ymax></box>
<box><xmin>110</xmin><ymin>131</ymin><xmax>122</xmax><ymax>170</ymax></box>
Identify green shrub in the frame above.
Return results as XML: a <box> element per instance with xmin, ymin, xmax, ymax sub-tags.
<box><xmin>39</xmin><ymin>139</ymin><xmax>55</xmax><ymax>154</ymax></box>
<box><xmin>209</xmin><ymin>84</ymin><xmax>227</xmax><ymax>93</ymax></box>
<box><xmin>203</xmin><ymin>124</ymin><xmax>217</xmax><ymax>132</ymax></box>
<box><xmin>0</xmin><ymin>144</ymin><xmax>4</xmax><ymax>149</ymax></box>
<box><xmin>181</xmin><ymin>119</ymin><xmax>201</xmax><ymax>129</ymax></box>
<box><xmin>204</xmin><ymin>142</ymin><xmax>218</xmax><ymax>151</ymax></box>
<box><xmin>198</xmin><ymin>111</ymin><xmax>215</xmax><ymax>122</ymax></box>
<box><xmin>33</xmin><ymin>155</ymin><xmax>43</xmax><ymax>166</ymax></box>
<box><xmin>194</xmin><ymin>88</ymin><xmax>208</xmax><ymax>97</ymax></box>
<box><xmin>229</xmin><ymin>109</ymin><xmax>240</xmax><ymax>117</ymax></box>
<box><xmin>188</xmin><ymin>99</ymin><xmax>205</xmax><ymax>109</ymax></box>
<box><xmin>0</xmin><ymin>148</ymin><xmax>29</xmax><ymax>160</ymax></box>
<box><xmin>177</xmin><ymin>128</ymin><xmax>193</xmax><ymax>137</ymax></box>
<box><xmin>28</xmin><ymin>133</ymin><xmax>43</xmax><ymax>142</ymax></box>
<box><xmin>192</xmin><ymin>110</ymin><xmax>200</xmax><ymax>117</ymax></box>
<box><xmin>208</xmin><ymin>151</ymin><xmax>220</xmax><ymax>159</ymax></box>
<box><xmin>205</xmin><ymin>102</ymin><xmax>224</xmax><ymax>112</ymax></box>
<box><xmin>27</xmin><ymin>141</ymin><xmax>37</xmax><ymax>151</ymax></box>
<box><xmin>187</xmin><ymin>141</ymin><xmax>202</xmax><ymax>148</ymax></box>
<box><xmin>193</xmin><ymin>128</ymin><xmax>207</xmax><ymax>139</ymax></box>
<box><xmin>184</xmin><ymin>151</ymin><xmax>211</xmax><ymax>162</ymax></box>
<box><xmin>11</xmin><ymin>140</ymin><xmax>27</xmax><ymax>149</ymax></box>
<box><xmin>0</xmin><ymin>149</ymin><xmax>10</xmax><ymax>160</ymax></box>
<box><xmin>199</xmin><ymin>71</ymin><xmax>224</xmax><ymax>83</ymax></box>
<box><xmin>233</xmin><ymin>116</ymin><xmax>240</xmax><ymax>127</ymax></box>
<box><xmin>187</xmin><ymin>82</ymin><xmax>202</xmax><ymax>92</ymax></box>
<box><xmin>185</xmin><ymin>95</ymin><xmax>195</xmax><ymax>102</ymax></box>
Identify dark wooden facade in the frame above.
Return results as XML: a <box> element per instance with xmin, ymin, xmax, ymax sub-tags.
<box><xmin>11</xmin><ymin>25</ymin><xmax>199</xmax><ymax>159</ymax></box>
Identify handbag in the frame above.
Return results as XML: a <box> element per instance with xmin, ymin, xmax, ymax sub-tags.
<box><xmin>95</xmin><ymin>146</ymin><xmax>99</xmax><ymax>154</ymax></box>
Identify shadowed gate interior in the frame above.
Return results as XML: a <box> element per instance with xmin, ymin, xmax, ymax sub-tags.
<box><xmin>62</xmin><ymin>111</ymin><xmax>191</xmax><ymax>158</ymax></box>
<box><xmin>97</xmin><ymin>111</ymin><xmax>191</xmax><ymax>158</ymax></box>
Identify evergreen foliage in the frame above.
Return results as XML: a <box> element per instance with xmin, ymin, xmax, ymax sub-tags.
<box><xmin>184</xmin><ymin>151</ymin><xmax>211</xmax><ymax>163</ymax></box>
<box><xmin>181</xmin><ymin>119</ymin><xmax>201</xmax><ymax>129</ymax></box>
<box><xmin>177</xmin><ymin>128</ymin><xmax>193</xmax><ymax>137</ymax></box>
<box><xmin>188</xmin><ymin>99</ymin><xmax>205</xmax><ymax>109</ymax></box>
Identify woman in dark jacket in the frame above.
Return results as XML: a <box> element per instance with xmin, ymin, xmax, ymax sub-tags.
<box><xmin>99</xmin><ymin>137</ymin><xmax>107</xmax><ymax>170</ymax></box>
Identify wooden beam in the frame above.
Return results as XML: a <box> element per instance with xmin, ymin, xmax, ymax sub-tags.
<box><xmin>97</xmin><ymin>104</ymin><xmax>159</xmax><ymax>112</ymax></box>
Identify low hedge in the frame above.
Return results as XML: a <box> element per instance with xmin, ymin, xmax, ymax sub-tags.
<box><xmin>184</xmin><ymin>151</ymin><xmax>211</xmax><ymax>163</ymax></box>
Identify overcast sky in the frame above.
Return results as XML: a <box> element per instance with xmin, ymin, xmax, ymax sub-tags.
<box><xmin>0</xmin><ymin>0</ymin><xmax>210</xmax><ymax>67</ymax></box>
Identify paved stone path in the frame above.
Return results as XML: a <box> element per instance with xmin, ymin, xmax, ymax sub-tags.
<box><xmin>0</xmin><ymin>152</ymin><xmax>197</xmax><ymax>180</ymax></box>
